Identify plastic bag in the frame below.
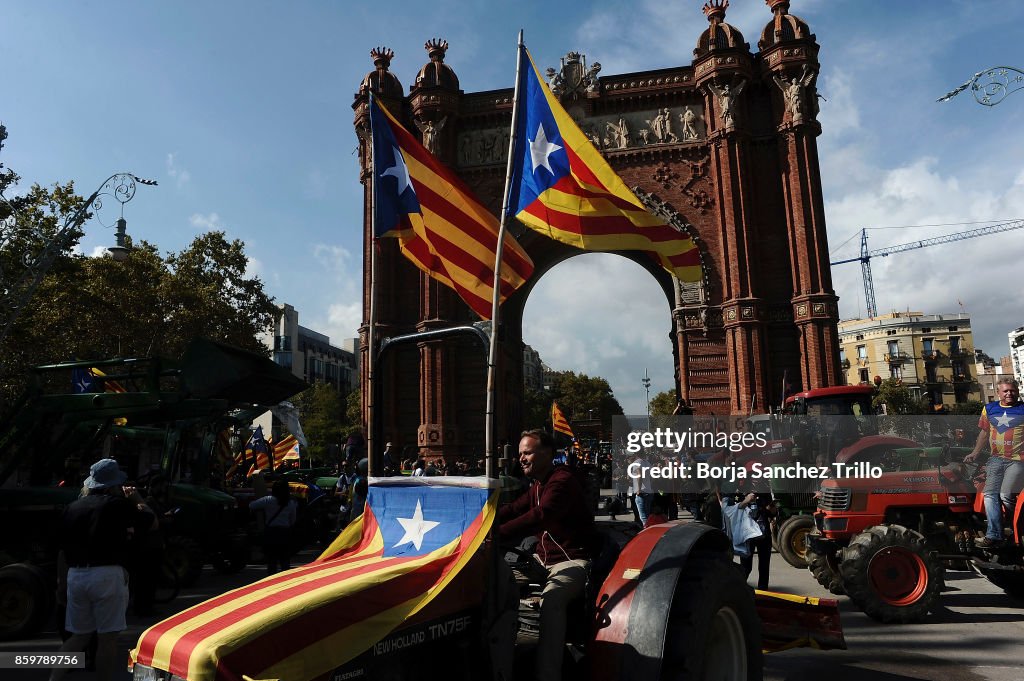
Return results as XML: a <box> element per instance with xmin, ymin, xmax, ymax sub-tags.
<box><xmin>720</xmin><ymin>500</ymin><xmax>762</xmax><ymax>556</ymax></box>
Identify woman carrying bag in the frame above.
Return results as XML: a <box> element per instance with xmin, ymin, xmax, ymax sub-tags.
<box><xmin>250</xmin><ymin>478</ymin><xmax>298</xmax><ymax>574</ymax></box>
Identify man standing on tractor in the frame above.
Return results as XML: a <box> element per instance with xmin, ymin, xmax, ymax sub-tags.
<box><xmin>499</xmin><ymin>429</ymin><xmax>596</xmax><ymax>681</ymax></box>
<box><xmin>965</xmin><ymin>377</ymin><xmax>1024</xmax><ymax>547</ymax></box>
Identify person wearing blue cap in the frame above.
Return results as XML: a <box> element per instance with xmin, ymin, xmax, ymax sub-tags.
<box><xmin>49</xmin><ymin>459</ymin><xmax>156</xmax><ymax>681</ymax></box>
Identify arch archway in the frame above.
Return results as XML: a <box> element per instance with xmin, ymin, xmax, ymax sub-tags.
<box><xmin>353</xmin><ymin>3</ymin><xmax>843</xmax><ymax>460</ymax></box>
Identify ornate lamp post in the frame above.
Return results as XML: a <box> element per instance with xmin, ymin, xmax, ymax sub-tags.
<box><xmin>937</xmin><ymin>66</ymin><xmax>1024</xmax><ymax>107</ymax></box>
<box><xmin>0</xmin><ymin>134</ymin><xmax>157</xmax><ymax>343</ymax></box>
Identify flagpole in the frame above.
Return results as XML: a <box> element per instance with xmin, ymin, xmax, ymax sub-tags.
<box><xmin>485</xmin><ymin>30</ymin><xmax>526</xmax><ymax>480</ymax></box>
<box><xmin>366</xmin><ymin>96</ymin><xmax>380</xmax><ymax>478</ymax></box>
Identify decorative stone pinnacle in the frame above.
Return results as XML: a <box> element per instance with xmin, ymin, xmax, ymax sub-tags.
<box><xmin>370</xmin><ymin>47</ymin><xmax>394</xmax><ymax>69</ymax></box>
<box><xmin>425</xmin><ymin>39</ymin><xmax>448</xmax><ymax>62</ymax></box>
<box><xmin>565</xmin><ymin>51</ymin><xmax>582</xmax><ymax>62</ymax></box>
<box><xmin>703</xmin><ymin>0</ymin><xmax>728</xmax><ymax>23</ymax></box>
<box><xmin>766</xmin><ymin>0</ymin><xmax>791</xmax><ymax>14</ymax></box>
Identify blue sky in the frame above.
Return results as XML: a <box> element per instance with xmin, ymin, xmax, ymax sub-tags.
<box><xmin>4</xmin><ymin>1</ymin><xmax>1024</xmax><ymax>414</ymax></box>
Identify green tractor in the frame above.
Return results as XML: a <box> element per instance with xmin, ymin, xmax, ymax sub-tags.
<box><xmin>0</xmin><ymin>338</ymin><xmax>307</xmax><ymax>639</ymax></box>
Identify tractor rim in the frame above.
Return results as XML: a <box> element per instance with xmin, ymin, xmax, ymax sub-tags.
<box><xmin>702</xmin><ymin>605</ymin><xmax>747</xmax><ymax>681</ymax></box>
<box><xmin>789</xmin><ymin>526</ymin><xmax>811</xmax><ymax>560</ymax></box>
<box><xmin>867</xmin><ymin>546</ymin><xmax>928</xmax><ymax>606</ymax></box>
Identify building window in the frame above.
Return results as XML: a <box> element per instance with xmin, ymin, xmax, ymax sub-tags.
<box><xmin>921</xmin><ymin>327</ymin><xmax>931</xmax><ymax>333</ymax></box>
<box><xmin>947</xmin><ymin>326</ymin><xmax>958</xmax><ymax>332</ymax></box>
<box><xmin>273</xmin><ymin>351</ymin><xmax>292</xmax><ymax>368</ymax></box>
<box><xmin>839</xmin><ymin>349</ymin><xmax>846</xmax><ymax>363</ymax></box>
<box><xmin>855</xmin><ymin>334</ymin><xmax>864</xmax><ymax>341</ymax></box>
<box><xmin>922</xmin><ymin>338</ymin><xmax>933</xmax><ymax>354</ymax></box>
<box><xmin>857</xmin><ymin>345</ymin><xmax>867</xmax><ymax>360</ymax></box>
<box><xmin>951</xmin><ymin>361</ymin><xmax>965</xmax><ymax>380</ymax></box>
<box><xmin>274</xmin><ymin>336</ymin><xmax>291</xmax><ymax>352</ymax></box>
<box><xmin>886</xmin><ymin>330</ymin><xmax>897</xmax><ymax>336</ymax></box>
<box><xmin>949</xmin><ymin>336</ymin><xmax>961</xmax><ymax>353</ymax></box>
<box><xmin>890</xmin><ymin>364</ymin><xmax>902</xmax><ymax>380</ymax></box>
<box><xmin>925</xmin><ymin>363</ymin><xmax>938</xmax><ymax>383</ymax></box>
<box><xmin>887</xmin><ymin>340</ymin><xmax>899</xmax><ymax>355</ymax></box>
<box><xmin>859</xmin><ymin>369</ymin><xmax>870</xmax><ymax>383</ymax></box>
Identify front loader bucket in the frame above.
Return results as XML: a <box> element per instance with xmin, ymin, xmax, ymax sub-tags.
<box><xmin>754</xmin><ymin>590</ymin><xmax>846</xmax><ymax>653</ymax></box>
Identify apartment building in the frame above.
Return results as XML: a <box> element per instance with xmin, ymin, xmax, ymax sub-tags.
<box><xmin>838</xmin><ymin>311</ymin><xmax>981</xmax><ymax>409</ymax></box>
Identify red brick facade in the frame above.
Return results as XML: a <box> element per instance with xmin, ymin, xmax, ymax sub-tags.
<box><xmin>353</xmin><ymin>1</ymin><xmax>841</xmax><ymax>459</ymax></box>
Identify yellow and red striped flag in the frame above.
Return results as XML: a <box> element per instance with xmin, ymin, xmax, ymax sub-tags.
<box><xmin>551</xmin><ymin>402</ymin><xmax>575</xmax><ymax>438</ymax></box>
<box><xmin>370</xmin><ymin>94</ymin><xmax>535</xmax><ymax>319</ymax></box>
<box><xmin>130</xmin><ymin>477</ymin><xmax>498</xmax><ymax>681</ymax></box>
<box><xmin>273</xmin><ymin>434</ymin><xmax>299</xmax><ymax>468</ymax></box>
<box><xmin>509</xmin><ymin>46</ymin><xmax>702</xmax><ymax>282</ymax></box>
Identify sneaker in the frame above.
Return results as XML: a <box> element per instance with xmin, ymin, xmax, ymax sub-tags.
<box><xmin>975</xmin><ymin>536</ymin><xmax>1004</xmax><ymax>548</ymax></box>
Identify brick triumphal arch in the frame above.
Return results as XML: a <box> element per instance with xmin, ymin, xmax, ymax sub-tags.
<box><xmin>353</xmin><ymin>0</ymin><xmax>842</xmax><ymax>460</ymax></box>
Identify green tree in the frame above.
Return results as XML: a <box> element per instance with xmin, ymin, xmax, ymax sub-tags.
<box><xmin>1</xmin><ymin>173</ymin><xmax>277</xmax><ymax>406</ymax></box>
<box><xmin>522</xmin><ymin>387</ymin><xmax>553</xmax><ymax>430</ymax></box>
<box><xmin>949</xmin><ymin>400</ymin><xmax>984</xmax><ymax>416</ymax></box>
<box><xmin>345</xmin><ymin>389</ymin><xmax>362</xmax><ymax>432</ymax></box>
<box><xmin>548</xmin><ymin>370</ymin><xmax>624</xmax><ymax>433</ymax></box>
<box><xmin>872</xmin><ymin>378</ymin><xmax>925</xmax><ymax>415</ymax></box>
<box><xmin>297</xmin><ymin>382</ymin><xmax>346</xmax><ymax>466</ymax></box>
<box><xmin>650</xmin><ymin>389</ymin><xmax>678</xmax><ymax>416</ymax></box>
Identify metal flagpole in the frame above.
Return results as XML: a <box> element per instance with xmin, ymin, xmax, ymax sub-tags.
<box><xmin>484</xmin><ymin>30</ymin><xmax>526</xmax><ymax>480</ymax></box>
<box><xmin>366</xmin><ymin>95</ymin><xmax>380</xmax><ymax>477</ymax></box>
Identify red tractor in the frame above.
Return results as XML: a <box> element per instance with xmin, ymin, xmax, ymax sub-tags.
<box><xmin>806</xmin><ymin>448</ymin><xmax>1022</xmax><ymax>623</ymax></box>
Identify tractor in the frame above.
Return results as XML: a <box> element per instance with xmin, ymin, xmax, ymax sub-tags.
<box><xmin>805</xmin><ymin>443</ymin><xmax>1021</xmax><ymax>623</ymax></box>
<box><xmin>0</xmin><ymin>338</ymin><xmax>307</xmax><ymax>639</ymax></box>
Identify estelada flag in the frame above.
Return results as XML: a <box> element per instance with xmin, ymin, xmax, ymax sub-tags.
<box><xmin>551</xmin><ymin>402</ymin><xmax>575</xmax><ymax>438</ymax></box>
<box><xmin>273</xmin><ymin>433</ymin><xmax>300</xmax><ymax>468</ymax></box>
<box><xmin>129</xmin><ymin>476</ymin><xmax>498</xmax><ymax>681</ymax></box>
<box><xmin>370</xmin><ymin>93</ymin><xmax>534</xmax><ymax>319</ymax></box>
<box><xmin>508</xmin><ymin>45</ymin><xmax>701</xmax><ymax>283</ymax></box>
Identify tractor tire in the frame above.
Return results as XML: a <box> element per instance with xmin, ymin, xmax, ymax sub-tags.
<box><xmin>777</xmin><ymin>515</ymin><xmax>815</xmax><ymax>569</ymax></box>
<box><xmin>839</xmin><ymin>524</ymin><xmax>942</xmax><ymax>623</ymax></box>
<box><xmin>0</xmin><ymin>563</ymin><xmax>51</xmax><ymax>640</ymax></box>
<box><xmin>806</xmin><ymin>532</ymin><xmax>845</xmax><ymax>595</ymax></box>
<box><xmin>661</xmin><ymin>550</ymin><xmax>762</xmax><ymax>681</ymax></box>
<box><xmin>164</xmin><ymin>536</ymin><xmax>204</xmax><ymax>587</ymax></box>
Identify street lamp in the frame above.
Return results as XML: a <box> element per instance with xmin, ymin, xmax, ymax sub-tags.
<box><xmin>0</xmin><ymin>167</ymin><xmax>157</xmax><ymax>342</ymax></box>
<box><xmin>642</xmin><ymin>367</ymin><xmax>651</xmax><ymax>428</ymax></box>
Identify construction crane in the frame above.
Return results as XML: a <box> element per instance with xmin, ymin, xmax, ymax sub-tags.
<box><xmin>830</xmin><ymin>218</ymin><xmax>1024</xmax><ymax>318</ymax></box>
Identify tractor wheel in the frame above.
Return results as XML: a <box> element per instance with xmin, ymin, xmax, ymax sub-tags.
<box><xmin>839</xmin><ymin>524</ymin><xmax>942</xmax><ymax>623</ymax></box>
<box><xmin>806</xmin><ymin>532</ymin><xmax>845</xmax><ymax>595</ymax></box>
<box><xmin>0</xmin><ymin>563</ymin><xmax>51</xmax><ymax>640</ymax></box>
<box><xmin>777</xmin><ymin>515</ymin><xmax>815</xmax><ymax>569</ymax></box>
<box><xmin>661</xmin><ymin>550</ymin><xmax>761</xmax><ymax>681</ymax></box>
<box><xmin>164</xmin><ymin>536</ymin><xmax>204</xmax><ymax>587</ymax></box>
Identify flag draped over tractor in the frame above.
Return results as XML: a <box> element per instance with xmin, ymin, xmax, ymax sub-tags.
<box><xmin>130</xmin><ymin>477</ymin><xmax>497</xmax><ymax>681</ymax></box>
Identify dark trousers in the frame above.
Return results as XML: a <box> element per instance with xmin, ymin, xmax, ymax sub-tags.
<box><xmin>740</xmin><ymin>531</ymin><xmax>772</xmax><ymax>590</ymax></box>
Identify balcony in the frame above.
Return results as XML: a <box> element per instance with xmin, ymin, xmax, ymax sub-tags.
<box><xmin>948</xmin><ymin>347</ymin><xmax>970</xmax><ymax>358</ymax></box>
<box><xmin>857</xmin><ymin>357</ymin><xmax>870</xmax><ymax>367</ymax></box>
<box><xmin>921</xmin><ymin>350</ymin><xmax>941</xmax><ymax>361</ymax></box>
<box><xmin>884</xmin><ymin>351</ymin><xmax>911</xmax><ymax>363</ymax></box>
<box><xmin>841</xmin><ymin>359</ymin><xmax>851</xmax><ymax>370</ymax></box>
<box><xmin>952</xmin><ymin>373</ymin><xmax>972</xmax><ymax>383</ymax></box>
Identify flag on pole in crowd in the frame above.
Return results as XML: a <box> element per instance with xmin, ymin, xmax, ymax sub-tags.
<box><xmin>273</xmin><ymin>434</ymin><xmax>300</xmax><ymax>468</ymax></box>
<box><xmin>245</xmin><ymin>426</ymin><xmax>271</xmax><ymax>477</ymax></box>
<box><xmin>507</xmin><ymin>45</ymin><xmax>701</xmax><ymax>283</ymax></box>
<box><xmin>369</xmin><ymin>93</ymin><xmax>535</xmax><ymax>319</ymax></box>
<box><xmin>130</xmin><ymin>476</ymin><xmax>498</xmax><ymax>681</ymax></box>
<box><xmin>551</xmin><ymin>402</ymin><xmax>575</xmax><ymax>438</ymax></box>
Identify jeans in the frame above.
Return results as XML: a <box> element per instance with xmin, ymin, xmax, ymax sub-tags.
<box><xmin>983</xmin><ymin>456</ymin><xmax>1024</xmax><ymax>540</ymax></box>
<box><xmin>632</xmin><ymin>493</ymin><xmax>651</xmax><ymax>527</ymax></box>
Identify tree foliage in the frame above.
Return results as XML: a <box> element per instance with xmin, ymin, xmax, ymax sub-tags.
<box><xmin>522</xmin><ymin>370</ymin><xmax>624</xmax><ymax>434</ymax></box>
<box><xmin>297</xmin><ymin>382</ymin><xmax>346</xmax><ymax>465</ymax></box>
<box><xmin>650</xmin><ymin>389</ymin><xmax>677</xmax><ymax>416</ymax></box>
<box><xmin>872</xmin><ymin>378</ymin><xmax>925</xmax><ymax>415</ymax></box>
<box><xmin>1</xmin><ymin>170</ymin><xmax>277</xmax><ymax>407</ymax></box>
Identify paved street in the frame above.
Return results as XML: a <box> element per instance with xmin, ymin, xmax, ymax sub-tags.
<box><xmin>3</xmin><ymin>513</ymin><xmax>1023</xmax><ymax>681</ymax></box>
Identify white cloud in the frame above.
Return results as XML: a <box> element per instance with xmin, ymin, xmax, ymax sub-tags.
<box><xmin>166</xmin><ymin>152</ymin><xmax>191</xmax><ymax>188</ymax></box>
<box><xmin>189</xmin><ymin>212</ymin><xmax>224</xmax><ymax>230</ymax></box>
<box><xmin>88</xmin><ymin>245</ymin><xmax>110</xmax><ymax>258</ymax></box>
<box><xmin>312</xmin><ymin>243</ymin><xmax>354</xmax><ymax>282</ymax></box>
<box><xmin>522</xmin><ymin>253</ymin><xmax>674</xmax><ymax>414</ymax></box>
<box><xmin>323</xmin><ymin>301</ymin><xmax>362</xmax><ymax>345</ymax></box>
<box><xmin>245</xmin><ymin>255</ymin><xmax>263</xmax><ymax>278</ymax></box>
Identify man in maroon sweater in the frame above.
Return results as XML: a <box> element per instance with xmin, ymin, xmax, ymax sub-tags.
<box><xmin>499</xmin><ymin>429</ymin><xmax>595</xmax><ymax>681</ymax></box>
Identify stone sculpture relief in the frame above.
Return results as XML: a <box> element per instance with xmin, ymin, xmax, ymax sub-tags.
<box><xmin>707</xmin><ymin>76</ymin><xmax>746</xmax><ymax>128</ymax></box>
<box><xmin>415</xmin><ymin>116</ymin><xmax>447</xmax><ymax>154</ymax></box>
<box><xmin>456</xmin><ymin>106</ymin><xmax>705</xmax><ymax>168</ymax></box>
<box><xmin>772</xmin><ymin>64</ymin><xmax>818</xmax><ymax>124</ymax></box>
